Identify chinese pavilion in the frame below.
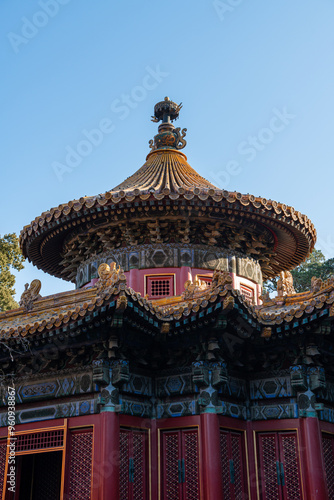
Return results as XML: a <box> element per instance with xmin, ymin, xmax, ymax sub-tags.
<box><xmin>1</xmin><ymin>98</ymin><xmax>334</xmax><ymax>499</ymax></box>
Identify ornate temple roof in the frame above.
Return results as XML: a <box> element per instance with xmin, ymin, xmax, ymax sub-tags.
<box><xmin>20</xmin><ymin>98</ymin><xmax>316</xmax><ymax>281</ymax></box>
<box><xmin>110</xmin><ymin>149</ymin><xmax>216</xmax><ymax>195</ymax></box>
<box><xmin>0</xmin><ymin>266</ymin><xmax>333</xmax><ymax>362</ymax></box>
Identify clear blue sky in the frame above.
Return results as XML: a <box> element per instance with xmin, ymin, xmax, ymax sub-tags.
<box><xmin>1</xmin><ymin>0</ymin><xmax>334</xmax><ymax>300</ymax></box>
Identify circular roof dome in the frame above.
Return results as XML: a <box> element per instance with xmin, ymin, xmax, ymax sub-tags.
<box><xmin>20</xmin><ymin>99</ymin><xmax>316</xmax><ymax>282</ymax></box>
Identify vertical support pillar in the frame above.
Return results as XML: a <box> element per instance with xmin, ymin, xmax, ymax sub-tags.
<box><xmin>301</xmin><ymin>417</ymin><xmax>328</xmax><ymax>500</ymax></box>
<box><xmin>246</xmin><ymin>420</ymin><xmax>257</xmax><ymax>500</ymax></box>
<box><xmin>200</xmin><ymin>412</ymin><xmax>223</xmax><ymax>500</ymax></box>
<box><xmin>99</xmin><ymin>410</ymin><xmax>120</xmax><ymax>499</ymax></box>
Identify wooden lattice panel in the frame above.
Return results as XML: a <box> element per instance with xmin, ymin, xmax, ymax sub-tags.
<box><xmin>119</xmin><ymin>428</ymin><xmax>148</xmax><ymax>500</ymax></box>
<box><xmin>220</xmin><ymin>430</ymin><xmax>231</xmax><ymax>498</ymax></box>
<box><xmin>147</xmin><ymin>275</ymin><xmax>174</xmax><ymax>299</ymax></box>
<box><xmin>231</xmin><ymin>432</ymin><xmax>244</xmax><ymax>499</ymax></box>
<box><xmin>322</xmin><ymin>433</ymin><xmax>334</xmax><ymax>498</ymax></box>
<box><xmin>0</xmin><ymin>440</ymin><xmax>7</xmax><ymax>494</ymax></box>
<box><xmin>258</xmin><ymin>431</ymin><xmax>302</xmax><ymax>500</ymax></box>
<box><xmin>16</xmin><ymin>429</ymin><xmax>64</xmax><ymax>452</ymax></box>
<box><xmin>280</xmin><ymin>433</ymin><xmax>302</xmax><ymax>499</ymax></box>
<box><xmin>68</xmin><ymin>429</ymin><xmax>93</xmax><ymax>500</ymax></box>
<box><xmin>120</xmin><ymin>430</ymin><xmax>130</xmax><ymax>500</ymax></box>
<box><xmin>163</xmin><ymin>431</ymin><xmax>179</xmax><ymax>500</ymax></box>
<box><xmin>258</xmin><ymin>434</ymin><xmax>280</xmax><ymax>500</ymax></box>
<box><xmin>220</xmin><ymin>429</ymin><xmax>247</xmax><ymax>500</ymax></box>
<box><xmin>133</xmin><ymin>432</ymin><xmax>146</xmax><ymax>499</ymax></box>
<box><xmin>183</xmin><ymin>430</ymin><xmax>199</xmax><ymax>500</ymax></box>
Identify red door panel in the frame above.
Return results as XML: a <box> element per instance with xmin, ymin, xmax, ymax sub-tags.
<box><xmin>279</xmin><ymin>432</ymin><xmax>302</xmax><ymax>500</ymax></box>
<box><xmin>230</xmin><ymin>431</ymin><xmax>247</xmax><ymax>500</ymax></box>
<box><xmin>220</xmin><ymin>430</ymin><xmax>231</xmax><ymax>498</ymax></box>
<box><xmin>161</xmin><ymin>428</ymin><xmax>199</xmax><ymax>500</ymax></box>
<box><xmin>220</xmin><ymin>429</ymin><xmax>248</xmax><ymax>500</ymax></box>
<box><xmin>132</xmin><ymin>430</ymin><xmax>148</xmax><ymax>499</ymax></box>
<box><xmin>120</xmin><ymin>428</ymin><xmax>148</xmax><ymax>500</ymax></box>
<box><xmin>257</xmin><ymin>431</ymin><xmax>302</xmax><ymax>500</ymax></box>
<box><xmin>68</xmin><ymin>429</ymin><xmax>93</xmax><ymax>500</ymax></box>
<box><xmin>120</xmin><ymin>430</ymin><xmax>131</xmax><ymax>500</ymax></box>
<box><xmin>257</xmin><ymin>432</ymin><xmax>282</xmax><ymax>500</ymax></box>
<box><xmin>162</xmin><ymin>430</ymin><xmax>181</xmax><ymax>500</ymax></box>
<box><xmin>322</xmin><ymin>433</ymin><xmax>334</xmax><ymax>499</ymax></box>
<box><xmin>182</xmin><ymin>429</ymin><xmax>200</xmax><ymax>500</ymax></box>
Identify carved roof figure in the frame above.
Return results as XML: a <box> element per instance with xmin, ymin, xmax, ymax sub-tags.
<box><xmin>311</xmin><ymin>276</ymin><xmax>322</xmax><ymax>293</ymax></box>
<box><xmin>19</xmin><ymin>279</ymin><xmax>42</xmax><ymax>311</ymax></box>
<box><xmin>277</xmin><ymin>270</ymin><xmax>295</xmax><ymax>297</ymax></box>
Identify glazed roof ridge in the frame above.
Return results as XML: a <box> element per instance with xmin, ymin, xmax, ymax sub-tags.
<box><xmin>20</xmin><ymin>187</ymin><xmax>317</xmax><ymax>238</ymax></box>
<box><xmin>109</xmin><ymin>149</ymin><xmax>217</xmax><ymax>195</ymax></box>
<box><xmin>2</xmin><ymin>272</ymin><xmax>334</xmax><ymax>340</ymax></box>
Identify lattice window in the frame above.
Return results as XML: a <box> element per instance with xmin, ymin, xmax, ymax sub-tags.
<box><xmin>0</xmin><ymin>440</ymin><xmax>6</xmax><ymax>494</ymax></box>
<box><xmin>162</xmin><ymin>428</ymin><xmax>199</xmax><ymax>500</ymax></box>
<box><xmin>231</xmin><ymin>432</ymin><xmax>244</xmax><ymax>499</ymax></box>
<box><xmin>16</xmin><ymin>429</ymin><xmax>64</xmax><ymax>452</ymax></box>
<box><xmin>322</xmin><ymin>433</ymin><xmax>334</xmax><ymax>499</ymax></box>
<box><xmin>183</xmin><ymin>430</ymin><xmax>199</xmax><ymax>500</ymax></box>
<box><xmin>258</xmin><ymin>434</ymin><xmax>280</xmax><ymax>500</ymax></box>
<box><xmin>133</xmin><ymin>432</ymin><xmax>145</xmax><ymax>499</ymax></box>
<box><xmin>220</xmin><ymin>428</ymin><xmax>247</xmax><ymax>500</ymax></box>
<box><xmin>281</xmin><ymin>434</ymin><xmax>302</xmax><ymax>499</ymax></box>
<box><xmin>220</xmin><ymin>431</ymin><xmax>231</xmax><ymax>498</ymax></box>
<box><xmin>163</xmin><ymin>431</ymin><xmax>179</xmax><ymax>500</ymax></box>
<box><xmin>258</xmin><ymin>431</ymin><xmax>302</xmax><ymax>500</ymax></box>
<box><xmin>120</xmin><ymin>428</ymin><xmax>148</xmax><ymax>500</ymax></box>
<box><xmin>68</xmin><ymin>428</ymin><xmax>93</xmax><ymax>500</ymax></box>
<box><xmin>240</xmin><ymin>285</ymin><xmax>255</xmax><ymax>304</ymax></box>
<box><xmin>146</xmin><ymin>275</ymin><xmax>174</xmax><ymax>299</ymax></box>
<box><xmin>120</xmin><ymin>430</ymin><xmax>130</xmax><ymax>500</ymax></box>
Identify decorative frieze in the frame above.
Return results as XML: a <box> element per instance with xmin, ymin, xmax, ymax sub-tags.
<box><xmin>76</xmin><ymin>243</ymin><xmax>262</xmax><ymax>287</ymax></box>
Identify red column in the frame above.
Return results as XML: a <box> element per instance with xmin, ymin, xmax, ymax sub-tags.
<box><xmin>246</xmin><ymin>420</ymin><xmax>258</xmax><ymax>500</ymax></box>
<box><xmin>200</xmin><ymin>412</ymin><xmax>223</xmax><ymax>500</ymax></box>
<box><xmin>301</xmin><ymin>417</ymin><xmax>328</xmax><ymax>500</ymax></box>
<box><xmin>99</xmin><ymin>411</ymin><xmax>120</xmax><ymax>499</ymax></box>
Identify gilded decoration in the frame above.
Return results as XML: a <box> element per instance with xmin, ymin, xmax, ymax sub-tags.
<box><xmin>277</xmin><ymin>270</ymin><xmax>295</xmax><ymax>296</ymax></box>
<box><xmin>96</xmin><ymin>262</ymin><xmax>127</xmax><ymax>304</ymax></box>
<box><xmin>74</xmin><ymin>243</ymin><xmax>263</xmax><ymax>288</ymax></box>
<box><xmin>19</xmin><ymin>279</ymin><xmax>42</xmax><ymax>311</ymax></box>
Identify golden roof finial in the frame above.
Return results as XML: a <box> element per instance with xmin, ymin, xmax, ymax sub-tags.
<box><xmin>149</xmin><ymin>98</ymin><xmax>187</xmax><ymax>151</ymax></box>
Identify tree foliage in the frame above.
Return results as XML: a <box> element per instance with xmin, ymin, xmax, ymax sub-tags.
<box><xmin>264</xmin><ymin>249</ymin><xmax>334</xmax><ymax>294</ymax></box>
<box><xmin>0</xmin><ymin>234</ymin><xmax>24</xmax><ymax>311</ymax></box>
